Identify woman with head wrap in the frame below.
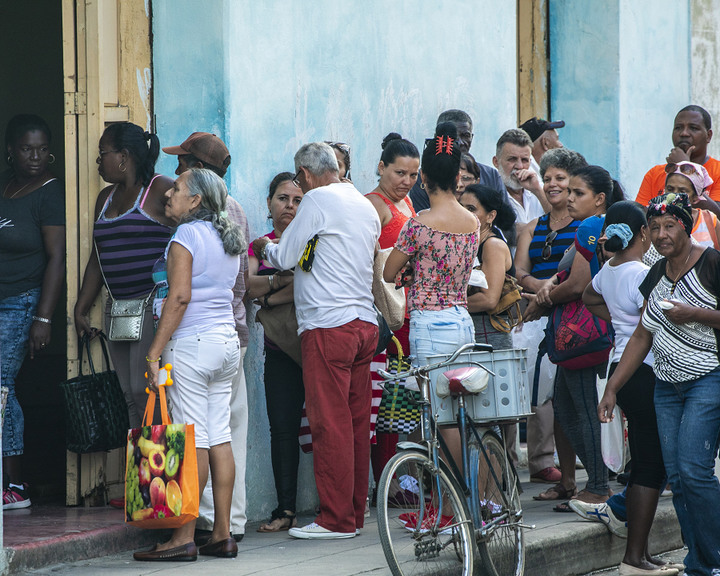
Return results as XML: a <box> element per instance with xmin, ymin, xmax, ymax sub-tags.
<box><xmin>599</xmin><ymin>191</ymin><xmax>720</xmax><ymax>576</ymax></box>
<box><xmin>583</xmin><ymin>202</ymin><xmax>678</xmax><ymax>576</ymax></box>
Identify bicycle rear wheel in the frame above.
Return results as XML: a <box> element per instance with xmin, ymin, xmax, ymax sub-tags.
<box><xmin>471</xmin><ymin>430</ymin><xmax>524</xmax><ymax>576</ymax></box>
<box><xmin>377</xmin><ymin>450</ymin><xmax>475</xmax><ymax>576</ymax></box>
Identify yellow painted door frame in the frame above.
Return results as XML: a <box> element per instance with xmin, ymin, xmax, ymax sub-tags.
<box><xmin>61</xmin><ymin>0</ymin><xmax>153</xmax><ymax>506</ymax></box>
<box><xmin>517</xmin><ymin>0</ymin><xmax>549</xmax><ymax>124</ymax></box>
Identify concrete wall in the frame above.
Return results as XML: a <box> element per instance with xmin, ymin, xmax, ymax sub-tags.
<box><xmin>691</xmin><ymin>0</ymin><xmax>720</xmax><ymax>160</ymax></box>
<box><xmin>549</xmin><ymin>0</ymin><xmax>690</xmax><ymax>200</ymax></box>
<box><xmin>153</xmin><ymin>0</ymin><xmax>518</xmax><ymax>521</ymax></box>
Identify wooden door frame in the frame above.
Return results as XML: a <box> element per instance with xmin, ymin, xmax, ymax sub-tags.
<box><xmin>61</xmin><ymin>0</ymin><xmax>153</xmax><ymax>506</ymax></box>
<box><xmin>517</xmin><ymin>0</ymin><xmax>549</xmax><ymax>124</ymax></box>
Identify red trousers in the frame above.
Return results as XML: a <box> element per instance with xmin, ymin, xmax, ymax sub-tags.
<box><xmin>301</xmin><ymin>319</ymin><xmax>378</xmax><ymax>533</ymax></box>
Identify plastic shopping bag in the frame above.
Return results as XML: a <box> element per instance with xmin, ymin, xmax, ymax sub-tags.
<box><xmin>125</xmin><ymin>365</ymin><xmax>199</xmax><ymax>528</ymax></box>
<box><xmin>597</xmin><ymin>370</ymin><xmax>625</xmax><ymax>473</ymax></box>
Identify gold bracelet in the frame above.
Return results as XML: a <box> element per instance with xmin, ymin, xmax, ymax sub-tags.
<box><xmin>145</xmin><ymin>355</ymin><xmax>160</xmax><ymax>363</ymax></box>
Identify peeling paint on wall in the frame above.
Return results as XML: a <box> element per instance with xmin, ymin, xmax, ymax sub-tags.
<box><xmin>691</xmin><ymin>0</ymin><xmax>720</xmax><ymax>160</ymax></box>
<box><xmin>136</xmin><ymin>67</ymin><xmax>152</xmax><ymax>132</ymax></box>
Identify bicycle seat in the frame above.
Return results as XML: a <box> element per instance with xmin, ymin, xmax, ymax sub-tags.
<box><xmin>436</xmin><ymin>366</ymin><xmax>489</xmax><ymax>398</ymax></box>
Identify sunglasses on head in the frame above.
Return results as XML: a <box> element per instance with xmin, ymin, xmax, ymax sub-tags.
<box><xmin>541</xmin><ymin>230</ymin><xmax>559</xmax><ymax>260</ymax></box>
<box><xmin>665</xmin><ymin>162</ymin><xmax>699</xmax><ymax>176</ymax></box>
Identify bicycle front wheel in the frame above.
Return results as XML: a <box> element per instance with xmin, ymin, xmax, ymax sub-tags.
<box><xmin>471</xmin><ymin>430</ymin><xmax>525</xmax><ymax>576</ymax></box>
<box><xmin>377</xmin><ymin>450</ymin><xmax>475</xmax><ymax>576</ymax></box>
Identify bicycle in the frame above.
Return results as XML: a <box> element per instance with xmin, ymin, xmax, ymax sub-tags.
<box><xmin>376</xmin><ymin>342</ymin><xmax>532</xmax><ymax>576</ymax></box>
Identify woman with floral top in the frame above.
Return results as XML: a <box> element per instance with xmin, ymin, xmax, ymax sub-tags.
<box><xmin>383</xmin><ymin>122</ymin><xmax>479</xmax><ymax>532</ymax></box>
<box><xmin>384</xmin><ymin>122</ymin><xmax>479</xmax><ymax>368</ymax></box>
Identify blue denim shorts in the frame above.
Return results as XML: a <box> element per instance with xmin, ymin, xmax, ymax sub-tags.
<box><xmin>409</xmin><ymin>306</ymin><xmax>474</xmax><ymax>368</ymax></box>
<box><xmin>0</xmin><ymin>287</ymin><xmax>40</xmax><ymax>457</ymax></box>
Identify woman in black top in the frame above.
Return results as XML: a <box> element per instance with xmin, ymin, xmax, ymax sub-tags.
<box><xmin>0</xmin><ymin>114</ymin><xmax>65</xmax><ymax>510</ymax></box>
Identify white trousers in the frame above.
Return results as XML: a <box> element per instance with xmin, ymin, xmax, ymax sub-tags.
<box><xmin>197</xmin><ymin>346</ymin><xmax>248</xmax><ymax>535</ymax></box>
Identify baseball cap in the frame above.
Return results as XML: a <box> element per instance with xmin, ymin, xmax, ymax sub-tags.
<box><xmin>162</xmin><ymin>132</ymin><xmax>231</xmax><ymax>171</ymax></box>
<box><xmin>519</xmin><ymin>117</ymin><xmax>565</xmax><ymax>142</ymax></box>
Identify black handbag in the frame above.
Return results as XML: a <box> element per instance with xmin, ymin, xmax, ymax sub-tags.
<box><xmin>60</xmin><ymin>332</ymin><xmax>130</xmax><ymax>453</ymax></box>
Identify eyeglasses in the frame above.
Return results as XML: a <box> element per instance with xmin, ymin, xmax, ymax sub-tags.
<box><xmin>97</xmin><ymin>149</ymin><xmax>119</xmax><ymax>159</ymax></box>
<box><xmin>541</xmin><ymin>229</ymin><xmax>559</xmax><ymax>260</ymax></box>
<box><xmin>665</xmin><ymin>162</ymin><xmax>699</xmax><ymax>176</ymax></box>
<box><xmin>292</xmin><ymin>167</ymin><xmax>303</xmax><ymax>188</ymax></box>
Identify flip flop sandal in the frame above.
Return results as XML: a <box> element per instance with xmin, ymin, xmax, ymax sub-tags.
<box><xmin>553</xmin><ymin>501</ymin><xmax>574</xmax><ymax>513</ymax></box>
<box><xmin>257</xmin><ymin>509</ymin><xmax>297</xmax><ymax>533</ymax></box>
<box><xmin>532</xmin><ymin>483</ymin><xmax>577</xmax><ymax>501</ymax></box>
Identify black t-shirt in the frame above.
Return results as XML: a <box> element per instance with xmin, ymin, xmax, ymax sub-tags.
<box><xmin>0</xmin><ymin>170</ymin><xmax>65</xmax><ymax>300</ymax></box>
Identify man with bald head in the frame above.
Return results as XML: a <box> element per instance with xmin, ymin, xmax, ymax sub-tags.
<box><xmin>636</xmin><ymin>105</ymin><xmax>720</xmax><ymax>205</ymax></box>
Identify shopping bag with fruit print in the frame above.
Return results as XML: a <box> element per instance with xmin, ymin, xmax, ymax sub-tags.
<box><xmin>125</xmin><ymin>364</ymin><xmax>199</xmax><ymax>528</ymax></box>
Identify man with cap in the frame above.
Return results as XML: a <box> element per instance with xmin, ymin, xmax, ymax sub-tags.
<box><xmin>409</xmin><ymin>109</ymin><xmax>505</xmax><ymax>212</ymax></box>
<box><xmin>162</xmin><ymin>132</ymin><xmax>250</xmax><ymax>544</ymax></box>
<box><xmin>636</xmin><ymin>105</ymin><xmax>720</xmax><ymax>205</ymax></box>
<box><xmin>519</xmin><ymin>117</ymin><xmax>565</xmax><ymax>176</ymax></box>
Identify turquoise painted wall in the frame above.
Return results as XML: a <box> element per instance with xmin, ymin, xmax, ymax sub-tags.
<box><xmin>549</xmin><ymin>0</ymin><xmax>690</xmax><ymax>199</ymax></box>
<box><xmin>153</xmin><ymin>0</ymin><xmax>519</xmax><ymax>522</ymax></box>
<box><xmin>549</xmin><ymin>0</ymin><xmax>621</xmax><ymax>176</ymax></box>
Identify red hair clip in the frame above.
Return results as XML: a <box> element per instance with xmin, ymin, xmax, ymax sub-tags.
<box><xmin>435</xmin><ymin>136</ymin><xmax>454</xmax><ymax>155</ymax></box>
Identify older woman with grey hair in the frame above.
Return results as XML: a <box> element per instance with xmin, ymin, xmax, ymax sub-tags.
<box><xmin>135</xmin><ymin>168</ymin><xmax>246</xmax><ymax>562</ymax></box>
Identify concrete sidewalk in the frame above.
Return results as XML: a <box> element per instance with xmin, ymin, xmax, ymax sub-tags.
<box><xmin>5</xmin><ymin>468</ymin><xmax>683</xmax><ymax>575</ymax></box>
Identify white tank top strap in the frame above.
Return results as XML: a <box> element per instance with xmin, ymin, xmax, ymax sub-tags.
<box><xmin>98</xmin><ymin>184</ymin><xmax>118</xmax><ymax>219</ymax></box>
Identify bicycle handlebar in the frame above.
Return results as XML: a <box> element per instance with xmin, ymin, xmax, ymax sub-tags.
<box><xmin>377</xmin><ymin>342</ymin><xmax>494</xmax><ymax>383</ymax></box>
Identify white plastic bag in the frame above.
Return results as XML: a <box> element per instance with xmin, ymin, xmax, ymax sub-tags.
<box><xmin>597</xmin><ymin>366</ymin><xmax>625</xmax><ymax>473</ymax></box>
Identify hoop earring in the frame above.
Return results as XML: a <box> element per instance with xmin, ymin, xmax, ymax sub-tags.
<box><xmin>119</xmin><ymin>161</ymin><xmax>126</xmax><ymax>173</ymax></box>
<box><xmin>6</xmin><ymin>155</ymin><xmax>12</xmax><ymax>164</ymax></box>
<box><xmin>420</xmin><ymin>182</ymin><xmax>425</xmax><ymax>190</ymax></box>
<box><xmin>49</xmin><ymin>153</ymin><xmax>56</xmax><ymax>164</ymax></box>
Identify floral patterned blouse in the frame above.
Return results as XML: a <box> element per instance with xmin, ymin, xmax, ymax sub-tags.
<box><xmin>394</xmin><ymin>217</ymin><xmax>479</xmax><ymax>312</ymax></box>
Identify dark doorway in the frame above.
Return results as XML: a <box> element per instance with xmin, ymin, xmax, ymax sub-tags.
<box><xmin>1</xmin><ymin>0</ymin><xmax>68</xmax><ymax>501</ymax></box>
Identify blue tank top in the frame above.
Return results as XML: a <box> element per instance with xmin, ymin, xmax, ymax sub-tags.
<box><xmin>93</xmin><ymin>175</ymin><xmax>173</xmax><ymax>299</ymax></box>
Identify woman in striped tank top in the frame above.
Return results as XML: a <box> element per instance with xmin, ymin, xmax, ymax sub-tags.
<box><xmin>74</xmin><ymin>122</ymin><xmax>175</xmax><ymax>427</ymax></box>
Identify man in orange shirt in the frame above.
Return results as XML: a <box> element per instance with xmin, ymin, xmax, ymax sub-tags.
<box><xmin>636</xmin><ymin>105</ymin><xmax>720</xmax><ymax>205</ymax></box>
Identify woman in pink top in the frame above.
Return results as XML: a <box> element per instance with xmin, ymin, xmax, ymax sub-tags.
<box><xmin>384</xmin><ymin>122</ymin><xmax>479</xmax><ymax>368</ymax></box>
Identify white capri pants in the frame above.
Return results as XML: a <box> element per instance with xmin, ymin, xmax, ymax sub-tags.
<box><xmin>163</xmin><ymin>324</ymin><xmax>241</xmax><ymax>449</ymax></box>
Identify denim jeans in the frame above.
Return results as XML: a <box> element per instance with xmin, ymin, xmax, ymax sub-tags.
<box><xmin>655</xmin><ymin>368</ymin><xmax>720</xmax><ymax>576</ymax></box>
<box><xmin>409</xmin><ymin>306</ymin><xmax>474</xmax><ymax>368</ymax></box>
<box><xmin>0</xmin><ymin>287</ymin><xmax>40</xmax><ymax>457</ymax></box>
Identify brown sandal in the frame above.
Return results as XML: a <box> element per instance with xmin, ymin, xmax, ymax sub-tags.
<box><xmin>532</xmin><ymin>483</ymin><xmax>577</xmax><ymax>501</ymax></box>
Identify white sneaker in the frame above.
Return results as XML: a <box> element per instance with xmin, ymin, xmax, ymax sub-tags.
<box><xmin>568</xmin><ymin>500</ymin><xmax>627</xmax><ymax>538</ymax></box>
<box><xmin>288</xmin><ymin>522</ymin><xmax>356</xmax><ymax>540</ymax></box>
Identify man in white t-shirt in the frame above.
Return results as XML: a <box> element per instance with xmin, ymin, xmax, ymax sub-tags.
<box><xmin>493</xmin><ymin>129</ymin><xmax>549</xmax><ymax>235</ymax></box>
<box><xmin>252</xmin><ymin>142</ymin><xmax>381</xmax><ymax>541</ymax></box>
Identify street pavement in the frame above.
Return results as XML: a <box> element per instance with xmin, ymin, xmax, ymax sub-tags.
<box><xmin>11</xmin><ymin>468</ymin><xmax>684</xmax><ymax>576</ymax></box>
